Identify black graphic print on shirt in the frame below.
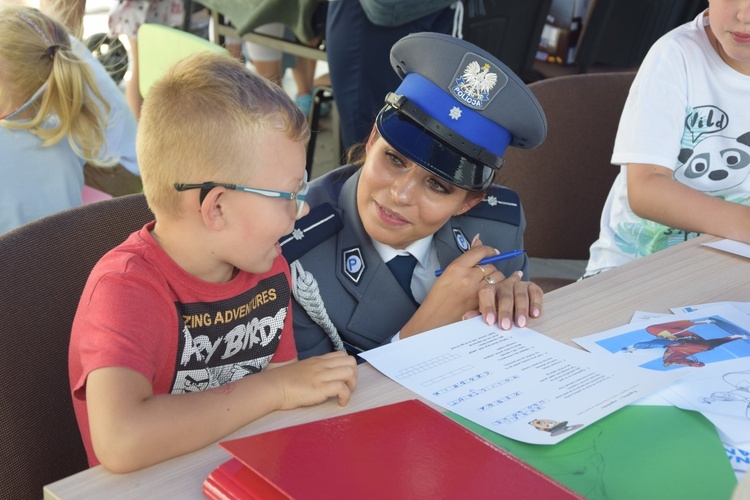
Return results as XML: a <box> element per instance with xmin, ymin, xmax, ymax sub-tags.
<box><xmin>170</xmin><ymin>273</ymin><xmax>291</xmax><ymax>394</ymax></box>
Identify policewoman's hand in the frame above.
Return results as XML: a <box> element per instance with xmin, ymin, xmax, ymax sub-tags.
<box><xmin>455</xmin><ymin>234</ymin><xmax>543</xmax><ymax>330</ymax></box>
<box><xmin>463</xmin><ymin>269</ymin><xmax>543</xmax><ymax>330</ymax></box>
<box><xmin>400</xmin><ymin>234</ymin><xmax>501</xmax><ymax>339</ymax></box>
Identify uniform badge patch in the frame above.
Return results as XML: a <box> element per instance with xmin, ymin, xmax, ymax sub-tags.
<box><xmin>450</xmin><ymin>53</ymin><xmax>508</xmax><ymax>110</ymax></box>
<box><xmin>452</xmin><ymin>228</ymin><xmax>471</xmax><ymax>252</ymax></box>
<box><xmin>342</xmin><ymin>247</ymin><xmax>366</xmax><ymax>284</ymax></box>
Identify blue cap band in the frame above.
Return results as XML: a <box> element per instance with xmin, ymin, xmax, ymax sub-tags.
<box><xmin>395</xmin><ymin>73</ymin><xmax>512</xmax><ymax>158</ymax></box>
<box><xmin>376</xmin><ymin>106</ymin><xmax>496</xmax><ymax>191</ymax></box>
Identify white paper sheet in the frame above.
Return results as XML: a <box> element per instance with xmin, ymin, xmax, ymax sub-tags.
<box><xmin>670</xmin><ymin>301</ymin><xmax>750</xmax><ymax>316</ymax></box>
<box><xmin>574</xmin><ymin>305</ymin><xmax>750</xmax><ymax>442</ymax></box>
<box><xmin>631</xmin><ymin>310</ymin><xmax>672</xmax><ymax>322</ymax></box>
<box><xmin>703</xmin><ymin>239</ymin><xmax>750</xmax><ymax>259</ymax></box>
<box><xmin>360</xmin><ymin>317</ymin><xmax>684</xmax><ymax>445</ymax></box>
<box><xmin>573</xmin><ymin>305</ymin><xmax>750</xmax><ymax>370</ymax></box>
<box><xmin>625</xmin><ymin>305</ymin><xmax>750</xmax><ymax>477</ymax></box>
<box><xmin>659</xmin><ymin>357</ymin><xmax>750</xmax><ymax>443</ymax></box>
<box><xmin>721</xmin><ymin>433</ymin><xmax>750</xmax><ymax>481</ymax></box>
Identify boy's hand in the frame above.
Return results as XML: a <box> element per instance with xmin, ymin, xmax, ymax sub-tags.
<box><xmin>269</xmin><ymin>351</ymin><xmax>358</xmax><ymax>409</ymax></box>
<box><xmin>86</xmin><ymin>354</ymin><xmax>357</xmax><ymax>472</ymax></box>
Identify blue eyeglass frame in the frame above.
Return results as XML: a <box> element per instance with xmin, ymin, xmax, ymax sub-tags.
<box><xmin>173</xmin><ymin>171</ymin><xmax>309</xmax><ymax>219</ymax></box>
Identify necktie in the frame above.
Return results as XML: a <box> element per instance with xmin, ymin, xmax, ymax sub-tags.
<box><xmin>387</xmin><ymin>254</ymin><xmax>419</xmax><ymax>306</ymax></box>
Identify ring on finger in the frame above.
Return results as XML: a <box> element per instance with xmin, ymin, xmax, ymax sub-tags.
<box><xmin>484</xmin><ymin>275</ymin><xmax>496</xmax><ymax>286</ymax></box>
<box><xmin>476</xmin><ymin>264</ymin><xmax>486</xmax><ymax>277</ymax></box>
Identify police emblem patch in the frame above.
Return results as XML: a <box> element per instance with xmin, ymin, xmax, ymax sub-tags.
<box><xmin>450</xmin><ymin>53</ymin><xmax>508</xmax><ymax>110</ymax></box>
<box><xmin>452</xmin><ymin>228</ymin><xmax>471</xmax><ymax>252</ymax></box>
<box><xmin>342</xmin><ymin>247</ymin><xmax>366</xmax><ymax>284</ymax></box>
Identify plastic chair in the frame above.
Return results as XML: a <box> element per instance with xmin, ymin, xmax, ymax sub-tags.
<box><xmin>575</xmin><ymin>0</ymin><xmax>703</xmax><ymax>73</ymax></box>
<box><xmin>0</xmin><ymin>194</ymin><xmax>153</xmax><ymax>499</ymax></box>
<box><xmin>499</xmin><ymin>71</ymin><xmax>637</xmax><ymax>292</ymax></box>
<box><xmin>461</xmin><ymin>0</ymin><xmax>553</xmax><ymax>82</ymax></box>
<box><xmin>137</xmin><ymin>23</ymin><xmax>230</xmax><ymax>98</ymax></box>
<box><xmin>306</xmin><ymin>85</ymin><xmax>342</xmax><ymax>178</ymax></box>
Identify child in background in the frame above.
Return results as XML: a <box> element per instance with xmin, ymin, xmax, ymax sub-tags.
<box><xmin>243</xmin><ymin>23</ymin><xmax>323</xmax><ymax>117</ymax></box>
<box><xmin>585</xmin><ymin>1</ymin><xmax>750</xmax><ymax>276</ymax></box>
<box><xmin>0</xmin><ymin>4</ymin><xmax>111</xmax><ymax>234</ymax></box>
<box><xmin>68</xmin><ymin>52</ymin><xmax>357</xmax><ymax>473</ymax></box>
<box><xmin>108</xmin><ymin>0</ymin><xmax>184</xmax><ymax>119</ymax></box>
<box><xmin>40</xmin><ymin>0</ymin><xmax>86</xmax><ymax>36</ymax></box>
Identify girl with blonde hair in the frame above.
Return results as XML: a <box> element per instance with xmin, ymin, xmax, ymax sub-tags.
<box><xmin>0</xmin><ymin>4</ymin><xmax>122</xmax><ymax>233</ymax></box>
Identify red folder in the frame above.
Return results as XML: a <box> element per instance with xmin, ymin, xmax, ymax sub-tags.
<box><xmin>203</xmin><ymin>400</ymin><xmax>580</xmax><ymax>499</ymax></box>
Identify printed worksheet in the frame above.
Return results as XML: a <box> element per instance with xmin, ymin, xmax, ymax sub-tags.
<box><xmin>724</xmin><ymin>438</ymin><xmax>750</xmax><ymax>481</ymax></box>
<box><xmin>360</xmin><ymin>317</ymin><xmax>684</xmax><ymax>445</ymax></box>
<box><xmin>574</xmin><ymin>304</ymin><xmax>750</xmax><ymax>443</ymax></box>
<box><xmin>661</xmin><ymin>357</ymin><xmax>750</xmax><ymax>443</ymax></box>
<box><xmin>620</xmin><ymin>305</ymin><xmax>750</xmax><ymax>473</ymax></box>
<box><xmin>670</xmin><ymin>301</ymin><xmax>750</xmax><ymax>316</ymax></box>
<box><xmin>573</xmin><ymin>305</ymin><xmax>750</xmax><ymax>372</ymax></box>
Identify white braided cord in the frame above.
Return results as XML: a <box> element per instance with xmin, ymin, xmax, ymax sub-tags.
<box><xmin>290</xmin><ymin>260</ymin><xmax>345</xmax><ymax>352</ymax></box>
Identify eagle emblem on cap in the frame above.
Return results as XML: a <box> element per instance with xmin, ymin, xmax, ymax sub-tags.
<box><xmin>451</xmin><ymin>55</ymin><xmax>502</xmax><ymax>110</ymax></box>
<box><xmin>461</xmin><ymin>62</ymin><xmax>497</xmax><ymax>98</ymax></box>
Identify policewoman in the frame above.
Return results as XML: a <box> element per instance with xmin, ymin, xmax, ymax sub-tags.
<box><xmin>281</xmin><ymin>32</ymin><xmax>547</xmax><ymax>359</ymax></box>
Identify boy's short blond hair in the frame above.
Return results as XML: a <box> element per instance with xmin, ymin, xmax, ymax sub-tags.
<box><xmin>137</xmin><ymin>52</ymin><xmax>310</xmax><ymax>217</ymax></box>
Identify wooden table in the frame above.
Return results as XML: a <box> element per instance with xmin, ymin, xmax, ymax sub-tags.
<box><xmin>44</xmin><ymin>234</ymin><xmax>750</xmax><ymax>499</ymax></box>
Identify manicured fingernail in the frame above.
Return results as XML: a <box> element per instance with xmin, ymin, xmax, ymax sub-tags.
<box><xmin>471</xmin><ymin>234</ymin><xmax>480</xmax><ymax>246</ymax></box>
<box><xmin>486</xmin><ymin>313</ymin><xmax>495</xmax><ymax>325</ymax></box>
<box><xmin>531</xmin><ymin>307</ymin><xmax>540</xmax><ymax>318</ymax></box>
<box><xmin>517</xmin><ymin>270</ymin><xmax>523</xmax><ymax>278</ymax></box>
<box><xmin>517</xmin><ymin>315</ymin><xmax>527</xmax><ymax>328</ymax></box>
<box><xmin>501</xmin><ymin>317</ymin><xmax>511</xmax><ymax>330</ymax></box>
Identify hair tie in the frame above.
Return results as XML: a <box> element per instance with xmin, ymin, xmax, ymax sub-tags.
<box><xmin>46</xmin><ymin>44</ymin><xmax>61</xmax><ymax>59</ymax></box>
<box><xmin>18</xmin><ymin>12</ymin><xmax>53</xmax><ymax>45</ymax></box>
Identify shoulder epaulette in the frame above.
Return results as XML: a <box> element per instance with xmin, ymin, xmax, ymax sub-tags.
<box><xmin>465</xmin><ymin>186</ymin><xmax>521</xmax><ymax>226</ymax></box>
<box><xmin>280</xmin><ymin>203</ymin><xmax>343</xmax><ymax>262</ymax></box>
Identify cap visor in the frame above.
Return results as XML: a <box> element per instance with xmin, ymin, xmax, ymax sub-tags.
<box><xmin>376</xmin><ymin>106</ymin><xmax>494</xmax><ymax>191</ymax></box>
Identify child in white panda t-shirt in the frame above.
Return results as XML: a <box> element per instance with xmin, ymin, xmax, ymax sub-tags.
<box><xmin>585</xmin><ymin>2</ymin><xmax>750</xmax><ymax>277</ymax></box>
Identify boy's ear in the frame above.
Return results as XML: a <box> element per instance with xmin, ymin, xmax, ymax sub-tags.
<box><xmin>199</xmin><ymin>187</ymin><xmax>228</xmax><ymax>230</ymax></box>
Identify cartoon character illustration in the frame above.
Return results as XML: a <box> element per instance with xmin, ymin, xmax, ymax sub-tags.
<box><xmin>529</xmin><ymin>419</ymin><xmax>583</xmax><ymax>437</ymax></box>
<box><xmin>700</xmin><ymin>370</ymin><xmax>750</xmax><ymax>419</ymax></box>
<box><xmin>621</xmin><ymin>318</ymin><xmax>750</xmax><ymax>367</ymax></box>
<box><xmin>674</xmin><ymin>132</ymin><xmax>750</xmax><ymax>192</ymax></box>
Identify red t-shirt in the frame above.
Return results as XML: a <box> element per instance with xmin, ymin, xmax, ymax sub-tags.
<box><xmin>69</xmin><ymin>222</ymin><xmax>297</xmax><ymax>466</ymax></box>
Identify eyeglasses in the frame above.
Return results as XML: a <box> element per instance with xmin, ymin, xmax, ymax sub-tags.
<box><xmin>174</xmin><ymin>171</ymin><xmax>309</xmax><ymax>219</ymax></box>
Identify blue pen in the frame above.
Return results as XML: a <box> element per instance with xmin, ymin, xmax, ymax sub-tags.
<box><xmin>434</xmin><ymin>249</ymin><xmax>525</xmax><ymax>277</ymax></box>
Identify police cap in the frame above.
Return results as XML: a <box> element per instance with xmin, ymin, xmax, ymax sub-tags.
<box><xmin>376</xmin><ymin>32</ymin><xmax>547</xmax><ymax>191</ymax></box>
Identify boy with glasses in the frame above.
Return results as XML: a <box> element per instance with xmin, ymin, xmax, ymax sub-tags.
<box><xmin>69</xmin><ymin>52</ymin><xmax>357</xmax><ymax>473</ymax></box>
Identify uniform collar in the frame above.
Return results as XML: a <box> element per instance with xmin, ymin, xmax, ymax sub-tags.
<box><xmin>371</xmin><ymin>235</ymin><xmax>434</xmax><ymax>269</ymax></box>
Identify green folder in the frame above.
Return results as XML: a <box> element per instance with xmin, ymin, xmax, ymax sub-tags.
<box><xmin>449</xmin><ymin>405</ymin><xmax>737</xmax><ymax>499</ymax></box>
